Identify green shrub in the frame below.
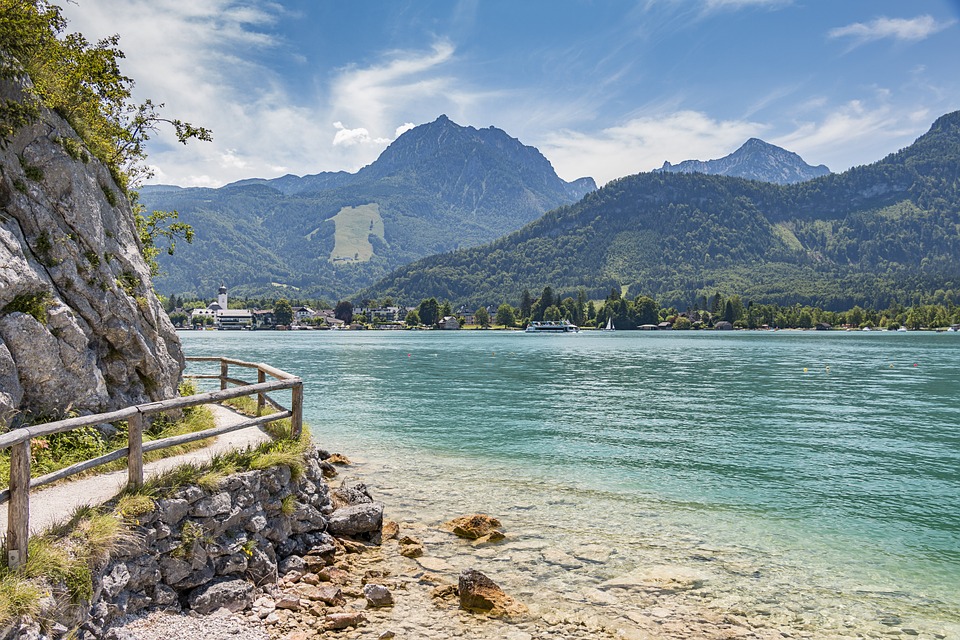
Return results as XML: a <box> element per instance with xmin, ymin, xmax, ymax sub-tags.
<box><xmin>58</xmin><ymin>136</ymin><xmax>89</xmax><ymax>162</ymax></box>
<box><xmin>1</xmin><ymin>290</ymin><xmax>51</xmax><ymax>325</ymax></box>
<box><xmin>32</xmin><ymin>231</ymin><xmax>57</xmax><ymax>266</ymax></box>
<box><xmin>18</xmin><ymin>155</ymin><xmax>42</xmax><ymax>182</ymax></box>
<box><xmin>116</xmin><ymin>271</ymin><xmax>139</xmax><ymax>297</ymax></box>
<box><xmin>100</xmin><ymin>183</ymin><xmax>117</xmax><ymax>206</ymax></box>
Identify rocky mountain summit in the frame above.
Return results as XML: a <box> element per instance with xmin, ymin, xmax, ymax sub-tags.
<box><xmin>657</xmin><ymin>137</ymin><xmax>830</xmax><ymax>184</ymax></box>
<box><xmin>0</xmin><ymin>75</ymin><xmax>182</xmax><ymax>424</ymax></box>
<box><xmin>139</xmin><ymin>116</ymin><xmax>596</xmax><ymax>299</ymax></box>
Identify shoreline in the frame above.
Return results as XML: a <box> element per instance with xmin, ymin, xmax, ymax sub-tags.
<box><xmin>96</xmin><ymin>411</ymin><xmax>958</xmax><ymax>640</ymax></box>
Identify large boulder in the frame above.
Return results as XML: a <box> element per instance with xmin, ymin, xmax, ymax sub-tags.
<box><xmin>0</xmin><ymin>74</ymin><xmax>182</xmax><ymax>425</ymax></box>
<box><xmin>327</xmin><ymin>502</ymin><xmax>383</xmax><ymax>538</ymax></box>
<box><xmin>188</xmin><ymin>578</ymin><xmax>255</xmax><ymax>614</ymax></box>
<box><xmin>457</xmin><ymin>568</ymin><xmax>527</xmax><ymax>617</ymax></box>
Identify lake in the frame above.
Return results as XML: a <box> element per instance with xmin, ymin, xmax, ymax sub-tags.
<box><xmin>180</xmin><ymin>329</ymin><xmax>960</xmax><ymax>637</ymax></box>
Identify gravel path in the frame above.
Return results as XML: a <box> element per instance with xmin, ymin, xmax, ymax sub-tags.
<box><xmin>0</xmin><ymin>404</ymin><xmax>270</xmax><ymax>537</ymax></box>
<box><xmin>104</xmin><ymin>609</ymin><xmax>268</xmax><ymax>640</ymax></box>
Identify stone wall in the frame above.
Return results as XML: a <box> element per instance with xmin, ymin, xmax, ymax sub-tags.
<box><xmin>1</xmin><ymin>447</ymin><xmax>384</xmax><ymax>640</ymax></box>
<box><xmin>0</xmin><ymin>74</ymin><xmax>182</xmax><ymax>425</ymax></box>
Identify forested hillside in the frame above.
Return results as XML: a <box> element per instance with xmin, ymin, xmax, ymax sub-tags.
<box><xmin>362</xmin><ymin>111</ymin><xmax>960</xmax><ymax>311</ymax></box>
<box><xmin>139</xmin><ymin>116</ymin><xmax>595</xmax><ymax>299</ymax></box>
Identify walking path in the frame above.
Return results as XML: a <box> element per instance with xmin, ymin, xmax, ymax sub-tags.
<box><xmin>0</xmin><ymin>405</ymin><xmax>269</xmax><ymax>537</ymax></box>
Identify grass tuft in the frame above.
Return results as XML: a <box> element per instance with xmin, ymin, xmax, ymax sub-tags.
<box><xmin>280</xmin><ymin>494</ymin><xmax>297</xmax><ymax>517</ymax></box>
<box><xmin>0</xmin><ymin>575</ymin><xmax>41</xmax><ymax>623</ymax></box>
<box><xmin>115</xmin><ymin>493</ymin><xmax>155</xmax><ymax>519</ymax></box>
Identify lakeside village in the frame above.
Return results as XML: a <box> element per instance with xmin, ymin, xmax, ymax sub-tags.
<box><xmin>166</xmin><ymin>285</ymin><xmax>960</xmax><ymax>333</ymax></box>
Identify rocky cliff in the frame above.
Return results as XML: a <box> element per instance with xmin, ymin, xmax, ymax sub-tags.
<box><xmin>0</xmin><ymin>75</ymin><xmax>182</xmax><ymax>426</ymax></box>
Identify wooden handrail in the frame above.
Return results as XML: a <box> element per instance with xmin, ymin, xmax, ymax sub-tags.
<box><xmin>1</xmin><ymin>356</ymin><xmax>303</xmax><ymax>570</ymax></box>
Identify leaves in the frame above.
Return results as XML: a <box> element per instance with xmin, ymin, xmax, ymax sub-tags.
<box><xmin>0</xmin><ymin>0</ymin><xmax>210</xmax><ymax>190</ymax></box>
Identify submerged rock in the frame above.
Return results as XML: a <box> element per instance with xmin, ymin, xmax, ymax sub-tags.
<box><xmin>457</xmin><ymin>568</ymin><xmax>528</xmax><ymax>617</ymax></box>
<box><xmin>443</xmin><ymin>514</ymin><xmax>503</xmax><ymax>540</ymax></box>
<box><xmin>363</xmin><ymin>583</ymin><xmax>394</xmax><ymax>607</ymax></box>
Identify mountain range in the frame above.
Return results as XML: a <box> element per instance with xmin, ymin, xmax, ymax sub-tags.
<box><xmin>657</xmin><ymin>137</ymin><xmax>831</xmax><ymax>184</ymax></box>
<box><xmin>361</xmin><ymin>111</ymin><xmax>960</xmax><ymax>311</ymax></box>
<box><xmin>139</xmin><ymin>115</ymin><xmax>596</xmax><ymax>299</ymax></box>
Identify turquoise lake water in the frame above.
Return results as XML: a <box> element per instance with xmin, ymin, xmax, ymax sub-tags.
<box><xmin>180</xmin><ymin>330</ymin><xmax>960</xmax><ymax>635</ymax></box>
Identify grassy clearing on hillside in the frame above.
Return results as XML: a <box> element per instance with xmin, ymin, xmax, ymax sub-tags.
<box><xmin>329</xmin><ymin>203</ymin><xmax>384</xmax><ymax>264</ymax></box>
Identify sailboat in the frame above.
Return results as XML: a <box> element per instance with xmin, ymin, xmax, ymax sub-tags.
<box><xmin>601</xmin><ymin>317</ymin><xmax>615</xmax><ymax>332</ymax></box>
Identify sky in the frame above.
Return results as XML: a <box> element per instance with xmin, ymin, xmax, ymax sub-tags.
<box><xmin>60</xmin><ymin>0</ymin><xmax>960</xmax><ymax>188</ymax></box>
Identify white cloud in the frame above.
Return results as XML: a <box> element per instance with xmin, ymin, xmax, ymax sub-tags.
<box><xmin>395</xmin><ymin>123</ymin><xmax>417</xmax><ymax>137</ymax></box>
<box><xmin>329</xmin><ymin>40</ymin><xmax>463</xmax><ymax>136</ymax></box>
<box><xmin>332</xmin><ymin>122</ymin><xmax>390</xmax><ymax>147</ymax></box>
<box><xmin>702</xmin><ymin>0</ymin><xmax>791</xmax><ymax>11</ymax></box>
<box><xmin>828</xmin><ymin>15</ymin><xmax>955</xmax><ymax>47</ymax></box>
<box><xmin>772</xmin><ymin>101</ymin><xmax>930</xmax><ymax>171</ymax></box>
<box><xmin>57</xmin><ymin>2</ymin><xmax>469</xmax><ymax>186</ymax></box>
<box><xmin>219</xmin><ymin>149</ymin><xmax>249</xmax><ymax>169</ymax></box>
<box><xmin>540</xmin><ymin>111</ymin><xmax>765</xmax><ymax>185</ymax></box>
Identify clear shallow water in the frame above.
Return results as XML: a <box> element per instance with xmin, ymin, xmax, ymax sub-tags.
<box><xmin>181</xmin><ymin>330</ymin><xmax>960</xmax><ymax>635</ymax></box>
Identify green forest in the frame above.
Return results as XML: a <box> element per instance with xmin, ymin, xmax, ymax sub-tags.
<box><xmin>361</xmin><ymin>111</ymin><xmax>960</xmax><ymax>313</ymax></box>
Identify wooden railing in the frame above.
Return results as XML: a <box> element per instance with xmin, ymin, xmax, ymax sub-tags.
<box><xmin>0</xmin><ymin>356</ymin><xmax>302</xmax><ymax>570</ymax></box>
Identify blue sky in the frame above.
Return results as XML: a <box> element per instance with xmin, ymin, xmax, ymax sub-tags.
<box><xmin>62</xmin><ymin>0</ymin><xmax>960</xmax><ymax>188</ymax></box>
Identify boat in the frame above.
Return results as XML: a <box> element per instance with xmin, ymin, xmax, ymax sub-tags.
<box><xmin>600</xmin><ymin>317</ymin><xmax>615</xmax><ymax>332</ymax></box>
<box><xmin>897</xmin><ymin>326</ymin><xmax>908</xmax><ymax>332</ymax></box>
<box><xmin>525</xmin><ymin>320</ymin><xmax>580</xmax><ymax>333</ymax></box>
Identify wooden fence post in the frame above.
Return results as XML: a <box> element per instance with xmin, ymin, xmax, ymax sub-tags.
<box><xmin>257</xmin><ymin>369</ymin><xmax>266</xmax><ymax>416</ymax></box>
<box><xmin>6</xmin><ymin>440</ymin><xmax>31</xmax><ymax>570</ymax></box>
<box><xmin>128</xmin><ymin>411</ymin><xmax>144</xmax><ymax>490</ymax></box>
<box><xmin>290</xmin><ymin>380</ymin><xmax>303</xmax><ymax>439</ymax></box>
<box><xmin>220</xmin><ymin>360</ymin><xmax>229</xmax><ymax>391</ymax></box>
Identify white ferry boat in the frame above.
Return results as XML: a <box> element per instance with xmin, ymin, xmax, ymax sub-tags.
<box><xmin>525</xmin><ymin>320</ymin><xmax>580</xmax><ymax>333</ymax></box>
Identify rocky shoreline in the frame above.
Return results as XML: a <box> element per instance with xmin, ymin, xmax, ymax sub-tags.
<box><xmin>14</xmin><ymin>447</ymin><xmax>949</xmax><ymax>640</ymax></box>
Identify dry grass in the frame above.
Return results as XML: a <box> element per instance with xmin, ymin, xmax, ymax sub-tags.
<box><xmin>0</xmin><ymin>505</ymin><xmax>132</xmax><ymax>626</ymax></box>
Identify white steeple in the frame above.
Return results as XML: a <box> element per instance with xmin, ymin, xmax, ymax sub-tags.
<box><xmin>217</xmin><ymin>284</ymin><xmax>227</xmax><ymax>311</ymax></box>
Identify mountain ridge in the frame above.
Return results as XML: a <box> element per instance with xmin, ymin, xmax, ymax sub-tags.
<box><xmin>139</xmin><ymin>116</ymin><xmax>597</xmax><ymax>299</ymax></box>
<box><xmin>657</xmin><ymin>137</ymin><xmax>830</xmax><ymax>184</ymax></box>
<box><xmin>361</xmin><ymin>111</ymin><xmax>960</xmax><ymax>311</ymax></box>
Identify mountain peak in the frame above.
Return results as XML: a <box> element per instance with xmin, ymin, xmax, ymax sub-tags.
<box><xmin>358</xmin><ymin>116</ymin><xmax>596</xmax><ymax>202</ymax></box>
<box><xmin>657</xmin><ymin>138</ymin><xmax>830</xmax><ymax>185</ymax></box>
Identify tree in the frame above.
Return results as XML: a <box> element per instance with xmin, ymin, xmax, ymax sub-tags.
<box><xmin>133</xmin><ymin>207</ymin><xmax>193</xmax><ymax>276</ymax></box>
<box><xmin>274</xmin><ymin>299</ymin><xmax>293</xmax><ymax>326</ymax></box>
<box><xmin>635</xmin><ymin>295</ymin><xmax>659</xmax><ymax>325</ymax></box>
<box><xmin>418</xmin><ymin>298</ymin><xmax>440</xmax><ymax>326</ymax></box>
<box><xmin>405</xmin><ymin>309</ymin><xmax>420</xmax><ymax>326</ymax></box>
<box><xmin>520</xmin><ymin>289</ymin><xmax>533</xmax><ymax>319</ymax></box>
<box><xmin>0</xmin><ymin>0</ymin><xmax>210</xmax><ymax>286</ymax></box>
<box><xmin>334</xmin><ymin>300</ymin><xmax>353</xmax><ymax>324</ymax></box>
<box><xmin>474</xmin><ymin>306</ymin><xmax>490</xmax><ymax>328</ymax></box>
<box><xmin>439</xmin><ymin>301</ymin><xmax>452</xmax><ymax>318</ymax></box>
<box><xmin>0</xmin><ymin>1</ymin><xmax>211</xmax><ymax>189</ymax></box>
<box><xmin>495</xmin><ymin>303</ymin><xmax>516</xmax><ymax>328</ymax></box>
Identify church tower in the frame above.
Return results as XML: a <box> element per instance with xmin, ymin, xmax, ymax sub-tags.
<box><xmin>217</xmin><ymin>284</ymin><xmax>227</xmax><ymax>310</ymax></box>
